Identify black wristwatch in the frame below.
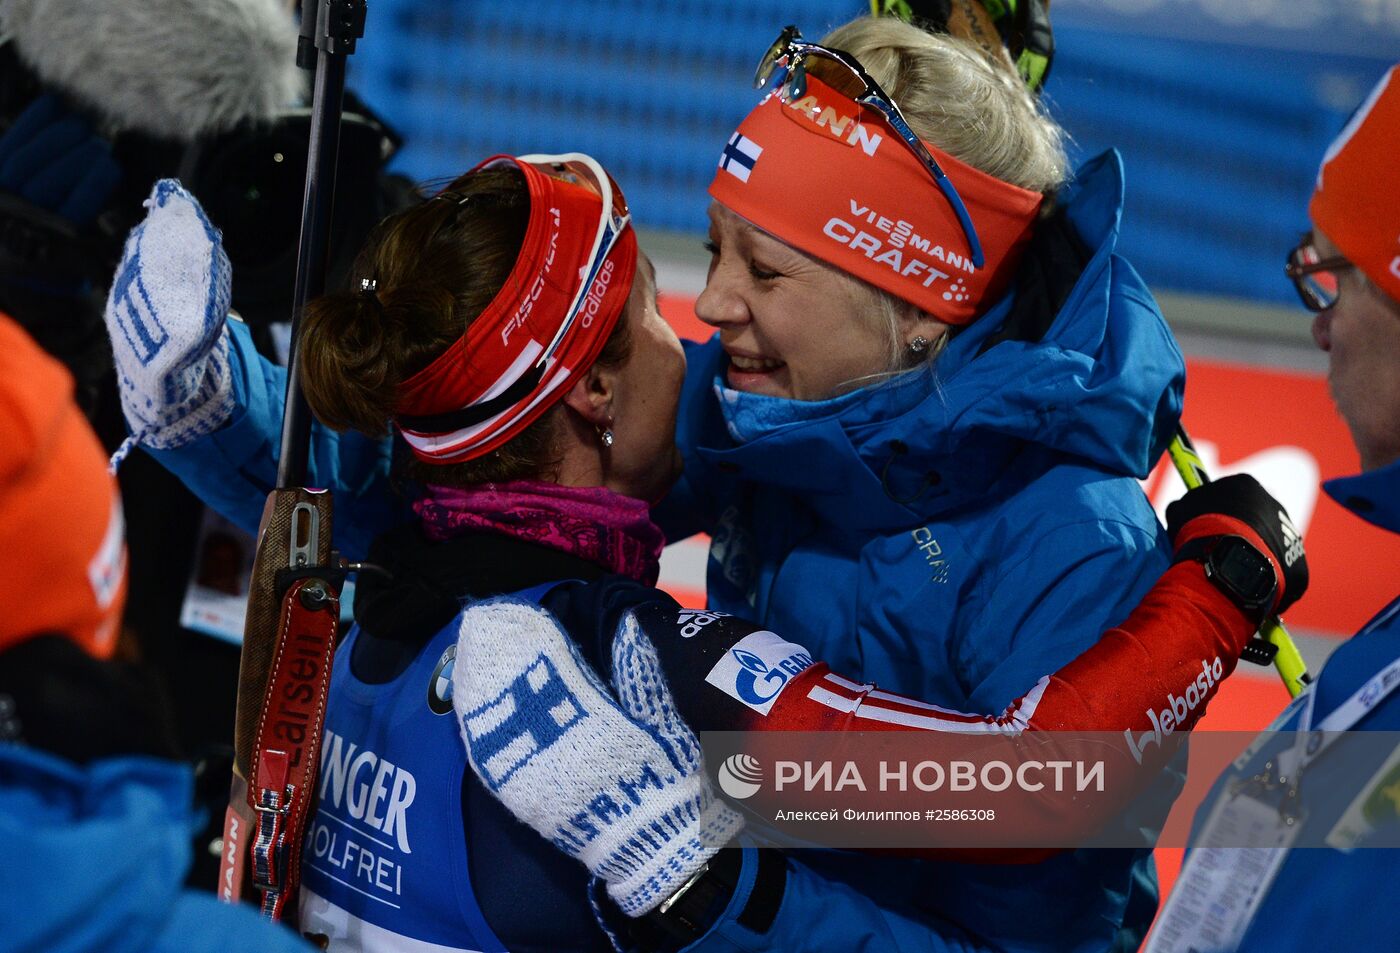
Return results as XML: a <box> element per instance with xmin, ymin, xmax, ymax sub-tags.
<box><xmin>636</xmin><ymin>848</ymin><xmax>785</xmax><ymax>949</ymax></box>
<box><xmin>1182</xmin><ymin>534</ymin><xmax>1278</xmax><ymax>616</ymax></box>
<box><xmin>641</xmin><ymin>851</ymin><xmax>741</xmax><ymax>946</ymax></box>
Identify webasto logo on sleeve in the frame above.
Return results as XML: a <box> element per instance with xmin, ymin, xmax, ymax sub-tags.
<box><xmin>1124</xmin><ymin>657</ymin><xmax>1224</xmax><ymax>764</ymax></box>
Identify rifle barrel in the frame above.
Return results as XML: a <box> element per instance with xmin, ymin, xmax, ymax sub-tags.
<box><xmin>277</xmin><ymin>42</ymin><xmax>349</xmax><ymax>489</ymax></box>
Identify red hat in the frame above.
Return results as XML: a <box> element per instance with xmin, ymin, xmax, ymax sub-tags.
<box><xmin>0</xmin><ymin>313</ymin><xmax>127</xmax><ymax>658</ymax></box>
<box><xmin>1310</xmin><ymin>65</ymin><xmax>1400</xmax><ymax>303</ymax></box>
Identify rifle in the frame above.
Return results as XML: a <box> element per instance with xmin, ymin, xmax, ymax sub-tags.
<box><xmin>217</xmin><ymin>0</ymin><xmax>366</xmax><ymax>921</ymax></box>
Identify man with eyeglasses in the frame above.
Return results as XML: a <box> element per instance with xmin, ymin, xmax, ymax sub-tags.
<box><xmin>1145</xmin><ymin>65</ymin><xmax>1400</xmax><ymax>953</ymax></box>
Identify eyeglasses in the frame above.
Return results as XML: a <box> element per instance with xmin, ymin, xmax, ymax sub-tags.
<box><xmin>396</xmin><ymin>153</ymin><xmax>630</xmax><ymax>435</ymax></box>
<box><xmin>754</xmin><ymin>25</ymin><xmax>984</xmax><ymax>268</ymax></box>
<box><xmin>1285</xmin><ymin>236</ymin><xmax>1352</xmax><ymax>312</ymax></box>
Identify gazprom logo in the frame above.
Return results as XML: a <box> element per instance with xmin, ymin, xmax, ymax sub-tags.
<box><xmin>732</xmin><ymin>647</ymin><xmax>792</xmax><ymax>705</ymax></box>
<box><xmin>705</xmin><ymin>631</ymin><xmax>813</xmax><ymax>716</ymax></box>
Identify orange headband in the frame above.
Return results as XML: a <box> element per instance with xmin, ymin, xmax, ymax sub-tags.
<box><xmin>709</xmin><ymin>77</ymin><xmax>1042</xmax><ymax>325</ymax></box>
<box><xmin>1310</xmin><ymin>65</ymin><xmax>1400</xmax><ymax>303</ymax></box>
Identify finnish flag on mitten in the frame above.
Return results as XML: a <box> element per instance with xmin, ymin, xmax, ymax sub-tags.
<box><xmin>454</xmin><ymin>599</ymin><xmax>742</xmax><ymax>916</ymax></box>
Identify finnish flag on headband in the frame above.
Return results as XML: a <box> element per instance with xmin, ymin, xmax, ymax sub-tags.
<box><xmin>719</xmin><ymin>133</ymin><xmax>762</xmax><ymax>183</ymax></box>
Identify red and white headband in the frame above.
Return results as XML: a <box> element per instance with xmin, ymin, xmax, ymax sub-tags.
<box><xmin>394</xmin><ymin>153</ymin><xmax>637</xmax><ymax>464</ymax></box>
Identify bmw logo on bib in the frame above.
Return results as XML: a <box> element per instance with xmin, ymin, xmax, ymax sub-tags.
<box><xmin>427</xmin><ymin>644</ymin><xmax>456</xmax><ymax>715</ymax></box>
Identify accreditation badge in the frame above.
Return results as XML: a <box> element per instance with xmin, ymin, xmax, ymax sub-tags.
<box><xmin>1145</xmin><ymin>778</ymin><xmax>1304</xmax><ymax>953</ymax></box>
<box><xmin>1326</xmin><ymin>742</ymin><xmax>1400</xmax><ymax>851</ymax></box>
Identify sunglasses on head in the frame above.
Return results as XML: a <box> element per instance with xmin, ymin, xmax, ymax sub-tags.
<box><xmin>1285</xmin><ymin>235</ymin><xmax>1352</xmax><ymax>312</ymax></box>
<box><xmin>753</xmin><ymin>25</ymin><xmax>985</xmax><ymax>268</ymax></box>
<box><xmin>396</xmin><ymin>153</ymin><xmax>630</xmax><ymax>435</ymax></box>
<box><xmin>519</xmin><ymin>154</ymin><xmax>631</xmax><ymax>366</ymax></box>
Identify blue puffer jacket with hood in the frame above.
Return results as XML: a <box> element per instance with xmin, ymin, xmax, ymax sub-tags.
<box><xmin>658</xmin><ymin>150</ymin><xmax>1186</xmax><ymax>953</ymax></box>
<box><xmin>0</xmin><ymin>744</ymin><xmax>312</xmax><ymax>953</ymax></box>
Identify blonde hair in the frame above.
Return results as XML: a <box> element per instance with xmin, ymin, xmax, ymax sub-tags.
<box><xmin>817</xmin><ymin>17</ymin><xmax>1067</xmax><ymax>382</ymax></box>
<box><xmin>836</xmin><ymin>280</ymin><xmax>950</xmax><ymax>394</ymax></box>
<box><xmin>820</xmin><ymin>17</ymin><xmax>1068</xmax><ymax>194</ymax></box>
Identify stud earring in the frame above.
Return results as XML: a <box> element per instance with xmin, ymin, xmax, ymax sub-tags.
<box><xmin>908</xmin><ymin>335</ymin><xmax>931</xmax><ymax>355</ymax></box>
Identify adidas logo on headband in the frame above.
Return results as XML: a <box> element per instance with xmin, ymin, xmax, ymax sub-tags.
<box><xmin>394</xmin><ymin>153</ymin><xmax>638</xmax><ymax>464</ymax></box>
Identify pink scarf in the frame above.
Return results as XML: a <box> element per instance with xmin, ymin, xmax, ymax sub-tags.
<box><xmin>413</xmin><ymin>481</ymin><xmax>666</xmax><ymax>585</ymax></box>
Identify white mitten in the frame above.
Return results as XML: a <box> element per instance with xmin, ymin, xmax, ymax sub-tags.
<box><xmin>104</xmin><ymin>179</ymin><xmax>233</xmax><ymax>466</ymax></box>
<box><xmin>454</xmin><ymin>599</ymin><xmax>743</xmax><ymax>916</ymax></box>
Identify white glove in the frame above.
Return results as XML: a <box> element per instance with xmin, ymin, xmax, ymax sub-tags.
<box><xmin>454</xmin><ymin>599</ymin><xmax>743</xmax><ymax>916</ymax></box>
<box><xmin>104</xmin><ymin>178</ymin><xmax>234</xmax><ymax>466</ymax></box>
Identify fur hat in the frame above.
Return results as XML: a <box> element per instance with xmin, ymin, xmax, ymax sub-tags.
<box><xmin>0</xmin><ymin>0</ymin><xmax>302</xmax><ymax>140</ymax></box>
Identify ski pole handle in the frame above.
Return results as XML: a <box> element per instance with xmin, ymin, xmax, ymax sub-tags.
<box><xmin>1167</xmin><ymin>428</ymin><xmax>1311</xmax><ymax>698</ymax></box>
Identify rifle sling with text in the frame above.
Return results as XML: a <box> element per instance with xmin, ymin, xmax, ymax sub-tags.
<box><xmin>219</xmin><ymin>488</ymin><xmax>340</xmax><ymax>919</ymax></box>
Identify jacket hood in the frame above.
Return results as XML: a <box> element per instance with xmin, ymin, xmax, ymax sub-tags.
<box><xmin>1324</xmin><ymin>458</ymin><xmax>1400</xmax><ymax>536</ymax></box>
<box><xmin>693</xmin><ymin>150</ymin><xmax>1184</xmax><ymax>530</ymax></box>
<box><xmin>0</xmin><ymin>745</ymin><xmax>196</xmax><ymax>953</ymax></box>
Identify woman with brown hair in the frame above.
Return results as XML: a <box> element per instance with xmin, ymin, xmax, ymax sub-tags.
<box><xmin>290</xmin><ymin>154</ymin><xmax>727</xmax><ymax>952</ymax></box>
<box><xmin>135</xmin><ymin>152</ymin><xmax>712</xmax><ymax>951</ymax></box>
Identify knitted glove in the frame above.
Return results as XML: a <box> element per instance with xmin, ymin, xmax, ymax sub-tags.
<box><xmin>454</xmin><ymin>599</ymin><xmax>743</xmax><ymax>916</ymax></box>
<box><xmin>103</xmin><ymin>179</ymin><xmax>233</xmax><ymax>466</ymax></box>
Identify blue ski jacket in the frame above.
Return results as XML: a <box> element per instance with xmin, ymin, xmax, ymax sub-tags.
<box><xmin>146</xmin><ymin>151</ymin><xmax>1185</xmax><ymax>952</ymax></box>
<box><xmin>0</xmin><ymin>744</ymin><xmax>312</xmax><ymax>953</ymax></box>
<box><xmin>656</xmin><ymin>150</ymin><xmax>1185</xmax><ymax>952</ymax></box>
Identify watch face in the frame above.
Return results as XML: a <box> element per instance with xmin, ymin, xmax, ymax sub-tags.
<box><xmin>1212</xmin><ymin>537</ymin><xmax>1276</xmax><ymax>609</ymax></box>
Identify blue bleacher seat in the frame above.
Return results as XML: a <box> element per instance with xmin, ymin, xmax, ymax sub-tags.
<box><xmin>347</xmin><ymin>0</ymin><xmax>1397</xmax><ymax>304</ymax></box>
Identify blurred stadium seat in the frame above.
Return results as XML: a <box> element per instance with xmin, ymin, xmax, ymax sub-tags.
<box><xmin>348</xmin><ymin>0</ymin><xmax>1398</xmax><ymax>305</ymax></box>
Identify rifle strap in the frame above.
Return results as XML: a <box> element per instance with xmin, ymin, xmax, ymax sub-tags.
<box><xmin>247</xmin><ymin>575</ymin><xmax>340</xmax><ymax>921</ymax></box>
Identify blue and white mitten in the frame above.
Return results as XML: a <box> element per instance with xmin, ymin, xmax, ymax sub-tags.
<box><xmin>103</xmin><ymin>179</ymin><xmax>234</xmax><ymax>467</ymax></box>
<box><xmin>454</xmin><ymin>599</ymin><xmax>743</xmax><ymax>916</ymax></box>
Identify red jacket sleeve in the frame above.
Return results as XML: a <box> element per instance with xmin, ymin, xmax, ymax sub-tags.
<box><xmin>641</xmin><ymin>558</ymin><xmax>1263</xmax><ymax>858</ymax></box>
